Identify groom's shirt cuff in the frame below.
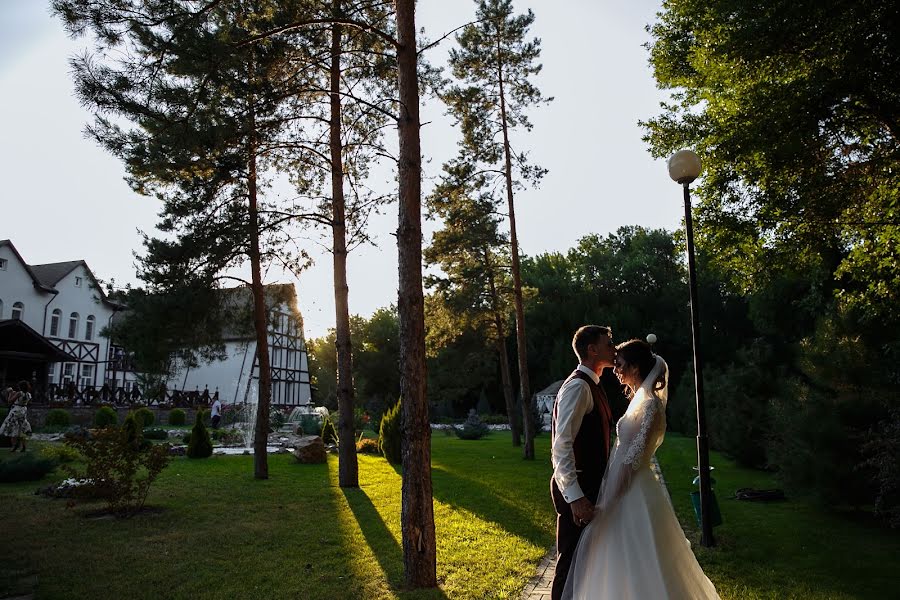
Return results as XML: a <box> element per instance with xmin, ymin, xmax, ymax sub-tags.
<box><xmin>551</xmin><ymin>379</ymin><xmax>593</xmax><ymax>503</ymax></box>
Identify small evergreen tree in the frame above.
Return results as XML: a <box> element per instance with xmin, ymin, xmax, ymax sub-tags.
<box><xmin>187</xmin><ymin>414</ymin><xmax>213</xmax><ymax>459</ymax></box>
<box><xmin>321</xmin><ymin>415</ymin><xmax>338</xmax><ymax>445</ymax></box>
<box><xmin>378</xmin><ymin>399</ymin><xmax>402</xmax><ymax>464</ymax></box>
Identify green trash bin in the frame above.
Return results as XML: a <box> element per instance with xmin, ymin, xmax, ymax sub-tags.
<box><xmin>690</xmin><ymin>467</ymin><xmax>723</xmax><ymax>528</ymax></box>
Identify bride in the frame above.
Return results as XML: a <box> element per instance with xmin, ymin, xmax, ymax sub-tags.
<box><xmin>562</xmin><ymin>339</ymin><xmax>720</xmax><ymax>599</ymax></box>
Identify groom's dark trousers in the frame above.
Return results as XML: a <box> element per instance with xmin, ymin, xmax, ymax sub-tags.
<box><xmin>550</xmin><ymin>369</ymin><xmax>611</xmax><ymax>600</ymax></box>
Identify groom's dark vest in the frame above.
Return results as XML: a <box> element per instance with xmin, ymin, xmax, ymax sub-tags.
<box><xmin>554</xmin><ymin>369</ymin><xmax>612</xmax><ymax>501</ymax></box>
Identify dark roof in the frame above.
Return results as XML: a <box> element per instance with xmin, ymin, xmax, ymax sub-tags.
<box><xmin>0</xmin><ymin>240</ymin><xmax>122</xmax><ymax>308</ymax></box>
<box><xmin>0</xmin><ymin>240</ymin><xmax>56</xmax><ymax>293</ymax></box>
<box><xmin>0</xmin><ymin>319</ymin><xmax>78</xmax><ymax>362</ymax></box>
<box><xmin>29</xmin><ymin>261</ymin><xmax>86</xmax><ymax>288</ymax></box>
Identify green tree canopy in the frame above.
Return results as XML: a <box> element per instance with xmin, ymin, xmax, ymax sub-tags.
<box><xmin>643</xmin><ymin>0</ymin><xmax>900</xmax><ymax>322</ymax></box>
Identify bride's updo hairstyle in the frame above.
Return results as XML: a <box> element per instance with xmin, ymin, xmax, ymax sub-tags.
<box><xmin>615</xmin><ymin>339</ymin><xmax>666</xmax><ymax>396</ymax></box>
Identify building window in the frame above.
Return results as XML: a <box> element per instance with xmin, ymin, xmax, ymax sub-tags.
<box><xmin>80</xmin><ymin>364</ymin><xmax>93</xmax><ymax>388</ymax></box>
<box><xmin>85</xmin><ymin>315</ymin><xmax>95</xmax><ymax>341</ymax></box>
<box><xmin>62</xmin><ymin>363</ymin><xmax>75</xmax><ymax>384</ymax></box>
<box><xmin>0</xmin><ymin>258</ymin><xmax>7</xmax><ymax>270</ymax></box>
<box><xmin>74</xmin><ymin>276</ymin><xmax>83</xmax><ymax>287</ymax></box>
<box><xmin>50</xmin><ymin>308</ymin><xmax>62</xmax><ymax>336</ymax></box>
<box><xmin>48</xmin><ymin>363</ymin><xmax>56</xmax><ymax>383</ymax></box>
<box><xmin>68</xmin><ymin>312</ymin><xmax>80</xmax><ymax>339</ymax></box>
<box><xmin>11</xmin><ymin>302</ymin><xmax>24</xmax><ymax>320</ymax></box>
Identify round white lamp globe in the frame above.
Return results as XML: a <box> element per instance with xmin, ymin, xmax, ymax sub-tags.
<box><xmin>646</xmin><ymin>333</ymin><xmax>658</xmax><ymax>345</ymax></box>
<box><xmin>667</xmin><ymin>150</ymin><xmax>702</xmax><ymax>184</ymax></box>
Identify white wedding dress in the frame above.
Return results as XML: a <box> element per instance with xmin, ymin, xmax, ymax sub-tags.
<box><xmin>562</xmin><ymin>356</ymin><xmax>720</xmax><ymax>599</ymax></box>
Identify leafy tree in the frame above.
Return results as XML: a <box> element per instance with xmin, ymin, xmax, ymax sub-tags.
<box><xmin>444</xmin><ymin>0</ymin><xmax>551</xmax><ymax>459</ymax></box>
<box><xmin>643</xmin><ymin>0</ymin><xmax>900</xmax><ymax>323</ymax></box>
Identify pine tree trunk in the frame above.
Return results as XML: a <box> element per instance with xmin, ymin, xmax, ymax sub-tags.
<box><xmin>247</xmin><ymin>93</ymin><xmax>271</xmax><ymax>480</ymax></box>
<box><xmin>330</xmin><ymin>0</ymin><xmax>359</xmax><ymax>489</ymax></box>
<box><xmin>485</xmin><ymin>249</ymin><xmax>520</xmax><ymax>446</ymax></box>
<box><xmin>497</xmin><ymin>33</ymin><xmax>534</xmax><ymax>460</ymax></box>
<box><xmin>396</xmin><ymin>0</ymin><xmax>437</xmax><ymax>588</ymax></box>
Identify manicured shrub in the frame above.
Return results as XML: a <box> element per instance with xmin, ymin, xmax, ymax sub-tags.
<box><xmin>356</xmin><ymin>437</ymin><xmax>380</xmax><ymax>454</ymax></box>
<box><xmin>321</xmin><ymin>415</ymin><xmax>338</xmax><ymax>445</ymax></box>
<box><xmin>167</xmin><ymin>408</ymin><xmax>186</xmax><ymax>426</ymax></box>
<box><xmin>142</xmin><ymin>428</ymin><xmax>169</xmax><ymax>440</ymax></box>
<box><xmin>123</xmin><ymin>412</ymin><xmax>151</xmax><ymax>451</ymax></box>
<box><xmin>0</xmin><ymin>453</ymin><xmax>57</xmax><ymax>483</ymax></box>
<box><xmin>93</xmin><ymin>406</ymin><xmax>118</xmax><ymax>428</ymax></box>
<box><xmin>181</xmin><ymin>433</ymin><xmax>192</xmax><ymax>445</ymax></box>
<box><xmin>63</xmin><ymin>426</ymin><xmax>171</xmax><ymax>516</ymax></box>
<box><xmin>378</xmin><ymin>399</ymin><xmax>401</xmax><ymax>464</ymax></box>
<box><xmin>40</xmin><ymin>444</ymin><xmax>82</xmax><ymax>464</ymax></box>
<box><xmin>187</xmin><ymin>416</ymin><xmax>213</xmax><ymax>459</ymax></box>
<box><xmin>45</xmin><ymin>408</ymin><xmax>71</xmax><ymax>428</ymax></box>
<box><xmin>453</xmin><ymin>410</ymin><xmax>490</xmax><ymax>440</ymax></box>
<box><xmin>134</xmin><ymin>407</ymin><xmax>155</xmax><ymax>428</ymax></box>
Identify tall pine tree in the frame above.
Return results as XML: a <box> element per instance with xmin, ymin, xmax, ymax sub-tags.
<box><xmin>445</xmin><ymin>0</ymin><xmax>551</xmax><ymax>459</ymax></box>
<box><xmin>425</xmin><ymin>159</ymin><xmax>520</xmax><ymax>444</ymax></box>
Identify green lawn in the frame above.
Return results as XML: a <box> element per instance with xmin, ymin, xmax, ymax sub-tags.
<box><xmin>0</xmin><ymin>432</ymin><xmax>897</xmax><ymax>599</ymax></box>
<box><xmin>657</xmin><ymin>433</ymin><xmax>899</xmax><ymax>600</ymax></box>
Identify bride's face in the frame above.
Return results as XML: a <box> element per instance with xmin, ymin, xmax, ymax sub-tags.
<box><xmin>613</xmin><ymin>356</ymin><xmax>640</xmax><ymax>390</ymax></box>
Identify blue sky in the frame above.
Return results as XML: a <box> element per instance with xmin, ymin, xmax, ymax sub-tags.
<box><xmin>0</xmin><ymin>1</ymin><xmax>682</xmax><ymax>339</ymax></box>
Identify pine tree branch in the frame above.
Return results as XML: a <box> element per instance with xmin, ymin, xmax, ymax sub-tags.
<box><xmin>236</xmin><ymin>18</ymin><xmax>398</xmax><ymax>50</ymax></box>
<box><xmin>417</xmin><ymin>19</ymin><xmax>488</xmax><ymax>55</ymax></box>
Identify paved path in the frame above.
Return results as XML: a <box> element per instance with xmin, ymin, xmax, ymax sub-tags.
<box><xmin>521</xmin><ymin>458</ymin><xmax>670</xmax><ymax>600</ymax></box>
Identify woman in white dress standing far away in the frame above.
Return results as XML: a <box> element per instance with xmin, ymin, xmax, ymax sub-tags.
<box><xmin>562</xmin><ymin>339</ymin><xmax>720</xmax><ymax>599</ymax></box>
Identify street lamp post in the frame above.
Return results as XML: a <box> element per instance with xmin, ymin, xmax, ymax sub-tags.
<box><xmin>668</xmin><ymin>149</ymin><xmax>715</xmax><ymax>547</ymax></box>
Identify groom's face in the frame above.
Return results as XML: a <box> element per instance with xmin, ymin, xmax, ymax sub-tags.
<box><xmin>591</xmin><ymin>335</ymin><xmax>616</xmax><ymax>368</ymax></box>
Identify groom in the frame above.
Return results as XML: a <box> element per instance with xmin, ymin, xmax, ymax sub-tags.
<box><xmin>549</xmin><ymin>325</ymin><xmax>616</xmax><ymax>600</ymax></box>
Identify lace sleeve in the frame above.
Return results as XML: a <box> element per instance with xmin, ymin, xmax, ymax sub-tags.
<box><xmin>622</xmin><ymin>396</ymin><xmax>661</xmax><ymax>470</ymax></box>
<box><xmin>597</xmin><ymin>396</ymin><xmax>661</xmax><ymax>512</ymax></box>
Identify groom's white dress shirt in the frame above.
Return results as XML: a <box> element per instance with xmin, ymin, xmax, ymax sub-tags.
<box><xmin>551</xmin><ymin>364</ymin><xmax>600</xmax><ymax>503</ymax></box>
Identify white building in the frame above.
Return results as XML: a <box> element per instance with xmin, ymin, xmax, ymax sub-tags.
<box><xmin>168</xmin><ymin>284</ymin><xmax>312</xmax><ymax>407</ymax></box>
<box><xmin>0</xmin><ymin>239</ymin><xmax>122</xmax><ymax>395</ymax></box>
<box><xmin>0</xmin><ymin>240</ymin><xmax>312</xmax><ymax>407</ymax></box>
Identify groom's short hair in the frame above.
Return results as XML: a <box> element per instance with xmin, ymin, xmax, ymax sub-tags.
<box><xmin>573</xmin><ymin>325</ymin><xmax>612</xmax><ymax>360</ymax></box>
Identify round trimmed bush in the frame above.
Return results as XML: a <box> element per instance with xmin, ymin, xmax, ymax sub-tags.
<box><xmin>378</xmin><ymin>399</ymin><xmax>401</xmax><ymax>464</ymax></box>
<box><xmin>167</xmin><ymin>408</ymin><xmax>186</xmax><ymax>426</ymax></box>
<box><xmin>93</xmin><ymin>406</ymin><xmax>118</xmax><ymax>428</ymax></box>
<box><xmin>134</xmin><ymin>407</ymin><xmax>155</xmax><ymax>428</ymax></box>
<box><xmin>45</xmin><ymin>408</ymin><xmax>71</xmax><ymax>428</ymax></box>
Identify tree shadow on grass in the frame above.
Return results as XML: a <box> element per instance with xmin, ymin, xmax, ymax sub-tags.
<box><xmin>341</xmin><ymin>487</ymin><xmax>449</xmax><ymax>599</ymax></box>
<box><xmin>430</xmin><ymin>465</ymin><xmax>548</xmax><ymax>548</ymax></box>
